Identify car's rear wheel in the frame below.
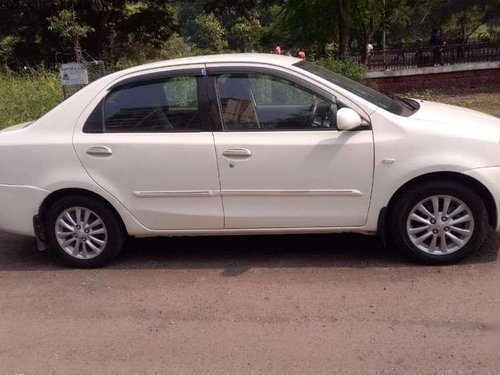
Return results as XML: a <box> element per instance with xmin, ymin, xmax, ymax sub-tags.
<box><xmin>45</xmin><ymin>195</ymin><xmax>125</xmax><ymax>268</ymax></box>
<box><xmin>390</xmin><ymin>181</ymin><xmax>488</xmax><ymax>264</ymax></box>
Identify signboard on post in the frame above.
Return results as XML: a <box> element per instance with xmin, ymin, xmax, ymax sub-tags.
<box><xmin>60</xmin><ymin>63</ymin><xmax>89</xmax><ymax>86</ymax></box>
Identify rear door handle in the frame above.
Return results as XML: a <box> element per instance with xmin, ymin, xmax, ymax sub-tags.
<box><xmin>222</xmin><ymin>148</ymin><xmax>252</xmax><ymax>158</ymax></box>
<box><xmin>87</xmin><ymin>146</ymin><xmax>113</xmax><ymax>157</ymax></box>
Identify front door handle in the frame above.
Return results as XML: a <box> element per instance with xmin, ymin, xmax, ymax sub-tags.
<box><xmin>87</xmin><ymin>146</ymin><xmax>113</xmax><ymax>157</ymax></box>
<box><xmin>222</xmin><ymin>148</ymin><xmax>252</xmax><ymax>158</ymax></box>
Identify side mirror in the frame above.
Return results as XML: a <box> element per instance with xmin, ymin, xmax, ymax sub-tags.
<box><xmin>337</xmin><ymin>108</ymin><xmax>362</xmax><ymax>131</ymax></box>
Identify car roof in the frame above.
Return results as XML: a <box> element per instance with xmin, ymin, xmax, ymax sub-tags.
<box><xmin>121</xmin><ymin>53</ymin><xmax>301</xmax><ymax>73</ymax></box>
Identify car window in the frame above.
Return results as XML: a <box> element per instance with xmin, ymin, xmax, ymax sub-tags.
<box><xmin>102</xmin><ymin>76</ymin><xmax>201</xmax><ymax>133</ymax></box>
<box><xmin>217</xmin><ymin>73</ymin><xmax>337</xmax><ymax>131</ymax></box>
<box><xmin>295</xmin><ymin>60</ymin><xmax>412</xmax><ymax>116</ymax></box>
<box><xmin>249</xmin><ymin>74</ymin><xmax>313</xmax><ymax>106</ymax></box>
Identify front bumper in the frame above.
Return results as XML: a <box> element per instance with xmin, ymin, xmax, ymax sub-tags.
<box><xmin>464</xmin><ymin>167</ymin><xmax>500</xmax><ymax>233</ymax></box>
<box><xmin>0</xmin><ymin>184</ymin><xmax>49</xmax><ymax>236</ymax></box>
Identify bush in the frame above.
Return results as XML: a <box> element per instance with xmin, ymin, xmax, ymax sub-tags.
<box><xmin>0</xmin><ymin>70</ymin><xmax>62</xmax><ymax>129</ymax></box>
<box><xmin>0</xmin><ymin>35</ymin><xmax>20</xmax><ymax>70</ymax></box>
<box><xmin>315</xmin><ymin>58</ymin><xmax>367</xmax><ymax>83</ymax></box>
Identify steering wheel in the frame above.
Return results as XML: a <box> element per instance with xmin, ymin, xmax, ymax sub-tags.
<box><xmin>305</xmin><ymin>98</ymin><xmax>318</xmax><ymax>127</ymax></box>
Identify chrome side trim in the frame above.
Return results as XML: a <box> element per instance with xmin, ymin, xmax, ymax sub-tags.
<box><xmin>221</xmin><ymin>189</ymin><xmax>362</xmax><ymax>197</ymax></box>
<box><xmin>134</xmin><ymin>189</ymin><xmax>363</xmax><ymax>198</ymax></box>
<box><xmin>134</xmin><ymin>190</ymin><xmax>218</xmax><ymax>198</ymax></box>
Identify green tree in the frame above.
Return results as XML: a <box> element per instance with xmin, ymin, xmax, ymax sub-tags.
<box><xmin>0</xmin><ymin>1</ymin><xmax>60</xmax><ymax>67</ymax></box>
<box><xmin>406</xmin><ymin>0</ymin><xmax>492</xmax><ymax>43</ymax></box>
<box><xmin>338</xmin><ymin>0</ymin><xmax>352</xmax><ymax>58</ymax></box>
<box><xmin>119</xmin><ymin>1</ymin><xmax>178</xmax><ymax>48</ymax></box>
<box><xmin>0</xmin><ymin>35</ymin><xmax>20</xmax><ymax>69</ymax></box>
<box><xmin>48</xmin><ymin>8</ymin><xmax>94</xmax><ymax>62</ymax></box>
<box><xmin>276</xmin><ymin>0</ymin><xmax>336</xmax><ymax>56</ymax></box>
<box><xmin>230</xmin><ymin>15</ymin><xmax>262</xmax><ymax>51</ymax></box>
<box><xmin>444</xmin><ymin>3</ymin><xmax>486</xmax><ymax>42</ymax></box>
<box><xmin>192</xmin><ymin>13</ymin><xmax>228</xmax><ymax>51</ymax></box>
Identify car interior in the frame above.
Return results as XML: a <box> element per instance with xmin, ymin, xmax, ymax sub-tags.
<box><xmin>217</xmin><ymin>73</ymin><xmax>337</xmax><ymax>131</ymax></box>
<box><xmin>104</xmin><ymin>78</ymin><xmax>201</xmax><ymax>132</ymax></box>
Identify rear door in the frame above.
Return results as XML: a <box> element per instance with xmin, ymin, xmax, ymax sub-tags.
<box><xmin>73</xmin><ymin>66</ymin><xmax>224</xmax><ymax>230</ymax></box>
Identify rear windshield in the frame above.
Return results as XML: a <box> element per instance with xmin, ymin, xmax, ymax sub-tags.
<box><xmin>295</xmin><ymin>60</ymin><xmax>406</xmax><ymax>115</ymax></box>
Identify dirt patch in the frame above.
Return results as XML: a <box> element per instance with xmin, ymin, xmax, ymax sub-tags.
<box><xmin>404</xmin><ymin>87</ymin><xmax>500</xmax><ymax>118</ymax></box>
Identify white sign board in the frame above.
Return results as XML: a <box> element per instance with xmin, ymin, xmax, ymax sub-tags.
<box><xmin>60</xmin><ymin>63</ymin><xmax>89</xmax><ymax>86</ymax></box>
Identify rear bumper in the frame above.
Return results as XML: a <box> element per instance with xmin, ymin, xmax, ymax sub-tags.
<box><xmin>464</xmin><ymin>167</ymin><xmax>500</xmax><ymax>233</ymax></box>
<box><xmin>0</xmin><ymin>184</ymin><xmax>49</xmax><ymax>236</ymax></box>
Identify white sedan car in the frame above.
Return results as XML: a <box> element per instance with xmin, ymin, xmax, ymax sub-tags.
<box><xmin>1</xmin><ymin>54</ymin><xmax>499</xmax><ymax>267</ymax></box>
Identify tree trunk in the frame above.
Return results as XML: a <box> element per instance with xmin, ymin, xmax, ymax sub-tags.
<box><xmin>73</xmin><ymin>36</ymin><xmax>83</xmax><ymax>63</ymax></box>
<box><xmin>361</xmin><ymin>32</ymin><xmax>368</xmax><ymax>64</ymax></box>
<box><xmin>338</xmin><ymin>0</ymin><xmax>351</xmax><ymax>59</ymax></box>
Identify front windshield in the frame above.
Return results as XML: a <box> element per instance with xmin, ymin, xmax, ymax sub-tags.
<box><xmin>295</xmin><ymin>60</ymin><xmax>406</xmax><ymax>115</ymax></box>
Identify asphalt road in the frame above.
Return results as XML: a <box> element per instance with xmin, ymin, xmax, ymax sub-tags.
<box><xmin>0</xmin><ymin>230</ymin><xmax>499</xmax><ymax>374</ymax></box>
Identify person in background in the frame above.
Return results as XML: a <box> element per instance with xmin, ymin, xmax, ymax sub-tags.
<box><xmin>396</xmin><ymin>38</ymin><xmax>406</xmax><ymax>63</ymax></box>
<box><xmin>366</xmin><ymin>42</ymin><xmax>374</xmax><ymax>65</ymax></box>
<box><xmin>415</xmin><ymin>37</ymin><xmax>424</xmax><ymax>67</ymax></box>
<box><xmin>416</xmin><ymin>37</ymin><xmax>423</xmax><ymax>49</ymax></box>
<box><xmin>297</xmin><ymin>48</ymin><xmax>306</xmax><ymax>60</ymax></box>
<box><xmin>367</xmin><ymin>42</ymin><xmax>374</xmax><ymax>55</ymax></box>
<box><xmin>275</xmin><ymin>43</ymin><xmax>282</xmax><ymax>55</ymax></box>
<box><xmin>430</xmin><ymin>28</ymin><xmax>444</xmax><ymax>66</ymax></box>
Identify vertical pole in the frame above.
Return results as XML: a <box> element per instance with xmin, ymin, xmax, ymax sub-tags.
<box><xmin>382</xmin><ymin>0</ymin><xmax>386</xmax><ymax>51</ymax></box>
<box><xmin>382</xmin><ymin>0</ymin><xmax>387</xmax><ymax>68</ymax></box>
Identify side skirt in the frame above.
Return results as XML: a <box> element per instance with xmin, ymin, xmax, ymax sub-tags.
<box><xmin>131</xmin><ymin>226</ymin><xmax>378</xmax><ymax>238</ymax></box>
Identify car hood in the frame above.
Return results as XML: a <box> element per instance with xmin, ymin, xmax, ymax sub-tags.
<box><xmin>410</xmin><ymin>100</ymin><xmax>500</xmax><ymax>129</ymax></box>
<box><xmin>398</xmin><ymin>99</ymin><xmax>500</xmax><ymax>170</ymax></box>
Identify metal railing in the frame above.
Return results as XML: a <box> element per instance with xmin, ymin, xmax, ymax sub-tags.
<box><xmin>352</xmin><ymin>42</ymin><xmax>500</xmax><ymax>71</ymax></box>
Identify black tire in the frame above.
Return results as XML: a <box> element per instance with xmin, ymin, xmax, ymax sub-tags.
<box><xmin>389</xmin><ymin>180</ymin><xmax>488</xmax><ymax>265</ymax></box>
<box><xmin>45</xmin><ymin>195</ymin><xmax>125</xmax><ymax>268</ymax></box>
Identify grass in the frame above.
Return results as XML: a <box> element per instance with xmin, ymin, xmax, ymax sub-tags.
<box><xmin>404</xmin><ymin>87</ymin><xmax>500</xmax><ymax>118</ymax></box>
<box><xmin>0</xmin><ymin>70</ymin><xmax>63</xmax><ymax>129</ymax></box>
<box><xmin>0</xmin><ymin>70</ymin><xmax>498</xmax><ymax>130</ymax></box>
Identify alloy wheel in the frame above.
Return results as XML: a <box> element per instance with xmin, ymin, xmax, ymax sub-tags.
<box><xmin>406</xmin><ymin>195</ymin><xmax>474</xmax><ymax>255</ymax></box>
<box><xmin>55</xmin><ymin>206</ymin><xmax>108</xmax><ymax>260</ymax></box>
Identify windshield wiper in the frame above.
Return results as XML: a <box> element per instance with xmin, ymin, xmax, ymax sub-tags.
<box><xmin>385</xmin><ymin>93</ymin><xmax>419</xmax><ymax>111</ymax></box>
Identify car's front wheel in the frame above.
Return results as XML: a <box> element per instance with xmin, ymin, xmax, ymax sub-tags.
<box><xmin>45</xmin><ymin>195</ymin><xmax>125</xmax><ymax>268</ymax></box>
<box><xmin>390</xmin><ymin>181</ymin><xmax>488</xmax><ymax>264</ymax></box>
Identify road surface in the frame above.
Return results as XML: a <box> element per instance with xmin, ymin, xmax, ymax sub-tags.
<box><xmin>0</xmin><ymin>230</ymin><xmax>499</xmax><ymax>374</ymax></box>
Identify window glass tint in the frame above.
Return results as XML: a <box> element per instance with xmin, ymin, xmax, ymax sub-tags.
<box><xmin>217</xmin><ymin>73</ymin><xmax>336</xmax><ymax>131</ymax></box>
<box><xmin>83</xmin><ymin>99</ymin><xmax>104</xmax><ymax>133</ymax></box>
<box><xmin>104</xmin><ymin>76</ymin><xmax>201</xmax><ymax>133</ymax></box>
<box><xmin>217</xmin><ymin>74</ymin><xmax>260</xmax><ymax>130</ymax></box>
<box><xmin>249</xmin><ymin>75</ymin><xmax>313</xmax><ymax>106</ymax></box>
<box><xmin>295</xmin><ymin>60</ymin><xmax>406</xmax><ymax>115</ymax></box>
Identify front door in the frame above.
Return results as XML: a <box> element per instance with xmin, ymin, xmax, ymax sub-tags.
<box><xmin>73</xmin><ymin>69</ymin><xmax>223</xmax><ymax>230</ymax></box>
<box><xmin>210</xmin><ymin>70</ymin><xmax>374</xmax><ymax>229</ymax></box>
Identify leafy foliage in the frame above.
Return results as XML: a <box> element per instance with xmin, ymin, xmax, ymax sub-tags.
<box><xmin>230</xmin><ymin>15</ymin><xmax>262</xmax><ymax>52</ymax></box>
<box><xmin>192</xmin><ymin>13</ymin><xmax>228</xmax><ymax>52</ymax></box>
<box><xmin>48</xmin><ymin>9</ymin><xmax>94</xmax><ymax>62</ymax></box>
<box><xmin>316</xmin><ymin>57</ymin><xmax>367</xmax><ymax>82</ymax></box>
<box><xmin>0</xmin><ymin>35</ymin><xmax>20</xmax><ymax>70</ymax></box>
<box><xmin>0</xmin><ymin>0</ymin><xmax>498</xmax><ymax>68</ymax></box>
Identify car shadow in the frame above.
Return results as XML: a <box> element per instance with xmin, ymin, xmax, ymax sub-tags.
<box><xmin>0</xmin><ymin>229</ymin><xmax>498</xmax><ymax>273</ymax></box>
